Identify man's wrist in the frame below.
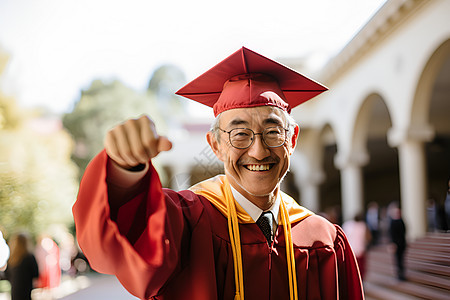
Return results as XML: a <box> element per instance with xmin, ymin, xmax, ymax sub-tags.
<box><xmin>107</xmin><ymin>159</ymin><xmax>149</xmax><ymax>188</ymax></box>
<box><xmin>127</xmin><ymin>164</ymin><xmax>147</xmax><ymax>172</ymax></box>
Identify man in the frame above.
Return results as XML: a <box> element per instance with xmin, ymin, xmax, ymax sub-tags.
<box><xmin>445</xmin><ymin>178</ymin><xmax>450</xmax><ymax>230</ymax></box>
<box><xmin>389</xmin><ymin>204</ymin><xmax>407</xmax><ymax>281</ymax></box>
<box><xmin>73</xmin><ymin>47</ymin><xmax>363</xmax><ymax>299</ymax></box>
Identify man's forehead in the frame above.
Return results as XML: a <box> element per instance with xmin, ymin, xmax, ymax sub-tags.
<box><xmin>221</xmin><ymin>106</ymin><xmax>285</xmax><ymax>126</ymax></box>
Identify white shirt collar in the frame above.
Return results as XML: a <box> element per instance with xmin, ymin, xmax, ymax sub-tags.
<box><xmin>230</xmin><ymin>185</ymin><xmax>280</xmax><ymax>224</ymax></box>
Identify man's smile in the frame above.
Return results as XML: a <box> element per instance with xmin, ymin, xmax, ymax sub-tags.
<box><xmin>243</xmin><ymin>163</ymin><xmax>275</xmax><ymax>171</ymax></box>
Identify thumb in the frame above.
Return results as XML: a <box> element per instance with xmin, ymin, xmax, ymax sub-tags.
<box><xmin>157</xmin><ymin>136</ymin><xmax>173</xmax><ymax>153</ymax></box>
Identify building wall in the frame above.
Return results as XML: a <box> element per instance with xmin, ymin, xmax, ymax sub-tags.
<box><xmin>291</xmin><ymin>0</ymin><xmax>450</xmax><ymax>239</ymax></box>
<box><xmin>157</xmin><ymin>0</ymin><xmax>450</xmax><ymax>241</ymax></box>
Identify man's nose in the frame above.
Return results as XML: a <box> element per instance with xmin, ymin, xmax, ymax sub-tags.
<box><xmin>247</xmin><ymin>134</ymin><xmax>270</xmax><ymax>160</ymax></box>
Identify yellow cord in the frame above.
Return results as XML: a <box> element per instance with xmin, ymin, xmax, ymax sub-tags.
<box><xmin>223</xmin><ymin>177</ymin><xmax>298</xmax><ymax>300</ymax></box>
<box><xmin>224</xmin><ymin>178</ymin><xmax>244</xmax><ymax>300</ymax></box>
<box><xmin>281</xmin><ymin>198</ymin><xmax>298</xmax><ymax>300</ymax></box>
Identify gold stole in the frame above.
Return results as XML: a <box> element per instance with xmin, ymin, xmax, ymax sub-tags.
<box><xmin>190</xmin><ymin>175</ymin><xmax>313</xmax><ymax>300</ymax></box>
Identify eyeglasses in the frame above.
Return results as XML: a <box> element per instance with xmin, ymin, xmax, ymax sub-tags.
<box><xmin>218</xmin><ymin>126</ymin><xmax>289</xmax><ymax>149</ymax></box>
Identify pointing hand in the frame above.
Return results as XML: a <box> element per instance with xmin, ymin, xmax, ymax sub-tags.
<box><xmin>104</xmin><ymin>115</ymin><xmax>172</xmax><ymax>169</ymax></box>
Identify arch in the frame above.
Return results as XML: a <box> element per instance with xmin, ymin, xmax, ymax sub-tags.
<box><xmin>352</xmin><ymin>93</ymin><xmax>400</xmax><ymax>214</ymax></box>
<box><xmin>411</xmin><ymin>39</ymin><xmax>450</xmax><ymax>127</ymax></box>
<box><xmin>412</xmin><ymin>39</ymin><xmax>450</xmax><ymax>231</ymax></box>
<box><xmin>317</xmin><ymin>123</ymin><xmax>342</xmax><ymax>224</ymax></box>
<box><xmin>351</xmin><ymin>93</ymin><xmax>392</xmax><ymax>159</ymax></box>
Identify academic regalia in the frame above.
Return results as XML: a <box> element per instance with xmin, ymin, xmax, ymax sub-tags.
<box><xmin>73</xmin><ymin>151</ymin><xmax>363</xmax><ymax>299</ymax></box>
<box><xmin>73</xmin><ymin>47</ymin><xmax>363</xmax><ymax>299</ymax></box>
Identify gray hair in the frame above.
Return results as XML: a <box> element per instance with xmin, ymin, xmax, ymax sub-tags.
<box><xmin>210</xmin><ymin>108</ymin><xmax>298</xmax><ymax>143</ymax></box>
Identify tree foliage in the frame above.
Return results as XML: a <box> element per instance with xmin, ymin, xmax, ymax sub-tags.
<box><xmin>63</xmin><ymin>79</ymin><xmax>166</xmax><ymax>177</ymax></box>
<box><xmin>148</xmin><ymin>64</ymin><xmax>187</xmax><ymax>125</ymax></box>
<box><xmin>0</xmin><ymin>93</ymin><xmax>23</xmax><ymax>131</ymax></box>
<box><xmin>0</xmin><ymin>49</ymin><xmax>78</xmax><ymax>237</ymax></box>
<box><xmin>0</xmin><ymin>105</ymin><xmax>78</xmax><ymax>237</ymax></box>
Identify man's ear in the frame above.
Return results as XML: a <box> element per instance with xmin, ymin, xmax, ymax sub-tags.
<box><xmin>288</xmin><ymin>125</ymin><xmax>300</xmax><ymax>155</ymax></box>
<box><xmin>206</xmin><ymin>131</ymin><xmax>224</xmax><ymax>162</ymax></box>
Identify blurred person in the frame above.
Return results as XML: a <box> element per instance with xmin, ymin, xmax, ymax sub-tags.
<box><xmin>4</xmin><ymin>233</ymin><xmax>39</xmax><ymax>300</ymax></box>
<box><xmin>58</xmin><ymin>232</ymin><xmax>78</xmax><ymax>276</ymax></box>
<box><xmin>343</xmin><ymin>213</ymin><xmax>371</xmax><ymax>280</ymax></box>
<box><xmin>366</xmin><ymin>201</ymin><xmax>379</xmax><ymax>246</ymax></box>
<box><xmin>378</xmin><ymin>205</ymin><xmax>390</xmax><ymax>244</ymax></box>
<box><xmin>73</xmin><ymin>47</ymin><xmax>363</xmax><ymax>299</ymax></box>
<box><xmin>444</xmin><ymin>178</ymin><xmax>450</xmax><ymax>230</ymax></box>
<box><xmin>35</xmin><ymin>235</ymin><xmax>61</xmax><ymax>291</ymax></box>
<box><xmin>426</xmin><ymin>198</ymin><xmax>437</xmax><ymax>232</ymax></box>
<box><xmin>323</xmin><ymin>205</ymin><xmax>342</xmax><ymax>226</ymax></box>
<box><xmin>435</xmin><ymin>198</ymin><xmax>447</xmax><ymax>231</ymax></box>
<box><xmin>0</xmin><ymin>231</ymin><xmax>9</xmax><ymax>271</ymax></box>
<box><xmin>389</xmin><ymin>204</ymin><xmax>407</xmax><ymax>281</ymax></box>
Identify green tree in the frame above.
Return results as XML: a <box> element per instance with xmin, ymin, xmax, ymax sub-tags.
<box><xmin>0</xmin><ymin>107</ymin><xmax>78</xmax><ymax>236</ymax></box>
<box><xmin>148</xmin><ymin>64</ymin><xmax>187</xmax><ymax>125</ymax></box>
<box><xmin>63</xmin><ymin>79</ymin><xmax>166</xmax><ymax>177</ymax></box>
<box><xmin>0</xmin><ymin>49</ymin><xmax>78</xmax><ymax>237</ymax></box>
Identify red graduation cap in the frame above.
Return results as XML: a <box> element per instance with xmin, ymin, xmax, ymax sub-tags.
<box><xmin>176</xmin><ymin>47</ymin><xmax>328</xmax><ymax>117</ymax></box>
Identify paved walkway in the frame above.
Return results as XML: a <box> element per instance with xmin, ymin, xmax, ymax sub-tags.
<box><xmin>0</xmin><ymin>274</ymin><xmax>138</xmax><ymax>300</ymax></box>
<box><xmin>58</xmin><ymin>274</ymin><xmax>138</xmax><ymax>300</ymax></box>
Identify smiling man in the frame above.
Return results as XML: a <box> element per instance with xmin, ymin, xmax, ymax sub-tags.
<box><xmin>73</xmin><ymin>47</ymin><xmax>364</xmax><ymax>300</ymax></box>
<box><xmin>208</xmin><ymin>105</ymin><xmax>297</xmax><ymax>211</ymax></box>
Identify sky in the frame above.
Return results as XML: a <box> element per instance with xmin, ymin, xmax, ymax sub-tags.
<box><xmin>0</xmin><ymin>0</ymin><xmax>386</xmax><ymax>114</ymax></box>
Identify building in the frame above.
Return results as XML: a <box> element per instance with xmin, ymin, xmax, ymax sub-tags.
<box><xmin>157</xmin><ymin>0</ymin><xmax>450</xmax><ymax>241</ymax></box>
<box><xmin>291</xmin><ymin>0</ymin><xmax>450</xmax><ymax>239</ymax></box>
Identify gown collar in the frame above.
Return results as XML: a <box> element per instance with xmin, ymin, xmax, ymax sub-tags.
<box><xmin>229</xmin><ymin>185</ymin><xmax>280</xmax><ymax>224</ymax></box>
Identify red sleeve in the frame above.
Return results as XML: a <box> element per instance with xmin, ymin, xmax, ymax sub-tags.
<box><xmin>72</xmin><ymin>150</ymin><xmax>191</xmax><ymax>299</ymax></box>
<box><xmin>334</xmin><ymin>225</ymin><xmax>364</xmax><ymax>299</ymax></box>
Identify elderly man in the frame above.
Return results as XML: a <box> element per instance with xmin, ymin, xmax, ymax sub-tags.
<box><xmin>73</xmin><ymin>47</ymin><xmax>363</xmax><ymax>300</ymax></box>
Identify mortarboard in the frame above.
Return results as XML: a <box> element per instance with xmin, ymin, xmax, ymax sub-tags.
<box><xmin>176</xmin><ymin>47</ymin><xmax>328</xmax><ymax>117</ymax></box>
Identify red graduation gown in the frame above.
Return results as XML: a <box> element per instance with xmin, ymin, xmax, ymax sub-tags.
<box><xmin>73</xmin><ymin>151</ymin><xmax>364</xmax><ymax>299</ymax></box>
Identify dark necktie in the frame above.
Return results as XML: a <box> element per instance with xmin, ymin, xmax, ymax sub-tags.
<box><xmin>256</xmin><ymin>211</ymin><xmax>273</xmax><ymax>245</ymax></box>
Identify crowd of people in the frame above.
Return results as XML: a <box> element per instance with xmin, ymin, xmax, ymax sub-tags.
<box><xmin>0</xmin><ymin>230</ymin><xmax>89</xmax><ymax>300</ymax></box>
<box><xmin>338</xmin><ymin>201</ymin><xmax>407</xmax><ymax>281</ymax></box>
<box><xmin>338</xmin><ymin>195</ymin><xmax>450</xmax><ymax>283</ymax></box>
<box><xmin>427</xmin><ymin>178</ymin><xmax>450</xmax><ymax>233</ymax></box>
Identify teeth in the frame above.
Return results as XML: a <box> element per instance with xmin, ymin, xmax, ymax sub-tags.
<box><xmin>247</xmin><ymin>164</ymin><xmax>270</xmax><ymax>171</ymax></box>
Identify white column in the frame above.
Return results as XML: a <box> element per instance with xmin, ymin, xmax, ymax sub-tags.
<box><xmin>298</xmin><ymin>170</ymin><xmax>324</xmax><ymax>213</ymax></box>
<box><xmin>335</xmin><ymin>151</ymin><xmax>369</xmax><ymax>222</ymax></box>
<box><xmin>290</xmin><ymin>153</ymin><xmax>324</xmax><ymax>213</ymax></box>
<box><xmin>341</xmin><ymin>164</ymin><xmax>364</xmax><ymax>222</ymax></box>
<box><xmin>300</xmin><ymin>182</ymin><xmax>320</xmax><ymax>212</ymax></box>
<box><xmin>170</xmin><ymin>164</ymin><xmax>192</xmax><ymax>191</ymax></box>
<box><xmin>398</xmin><ymin>140</ymin><xmax>427</xmax><ymax>240</ymax></box>
<box><xmin>388</xmin><ymin>125</ymin><xmax>434</xmax><ymax>240</ymax></box>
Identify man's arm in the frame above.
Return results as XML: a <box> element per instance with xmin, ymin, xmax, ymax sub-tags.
<box><xmin>73</xmin><ymin>115</ymin><xmax>181</xmax><ymax>298</ymax></box>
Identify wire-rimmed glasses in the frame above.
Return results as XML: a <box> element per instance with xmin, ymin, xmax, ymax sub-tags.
<box><xmin>219</xmin><ymin>126</ymin><xmax>289</xmax><ymax>149</ymax></box>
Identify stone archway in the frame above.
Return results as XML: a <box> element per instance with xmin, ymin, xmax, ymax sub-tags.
<box><xmin>413</xmin><ymin>39</ymin><xmax>450</xmax><ymax>232</ymax></box>
<box><xmin>336</xmin><ymin>93</ymin><xmax>399</xmax><ymax>226</ymax></box>
<box><xmin>355</xmin><ymin>94</ymin><xmax>400</xmax><ymax>244</ymax></box>
<box><xmin>388</xmin><ymin>38</ymin><xmax>450</xmax><ymax>239</ymax></box>
<box><xmin>355</xmin><ymin>94</ymin><xmax>400</xmax><ymax>210</ymax></box>
<box><xmin>318</xmin><ymin>124</ymin><xmax>342</xmax><ymax>224</ymax></box>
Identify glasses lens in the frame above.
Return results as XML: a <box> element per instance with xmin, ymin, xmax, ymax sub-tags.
<box><xmin>229</xmin><ymin>128</ymin><xmax>253</xmax><ymax>149</ymax></box>
<box><xmin>263</xmin><ymin>127</ymin><xmax>286</xmax><ymax>147</ymax></box>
